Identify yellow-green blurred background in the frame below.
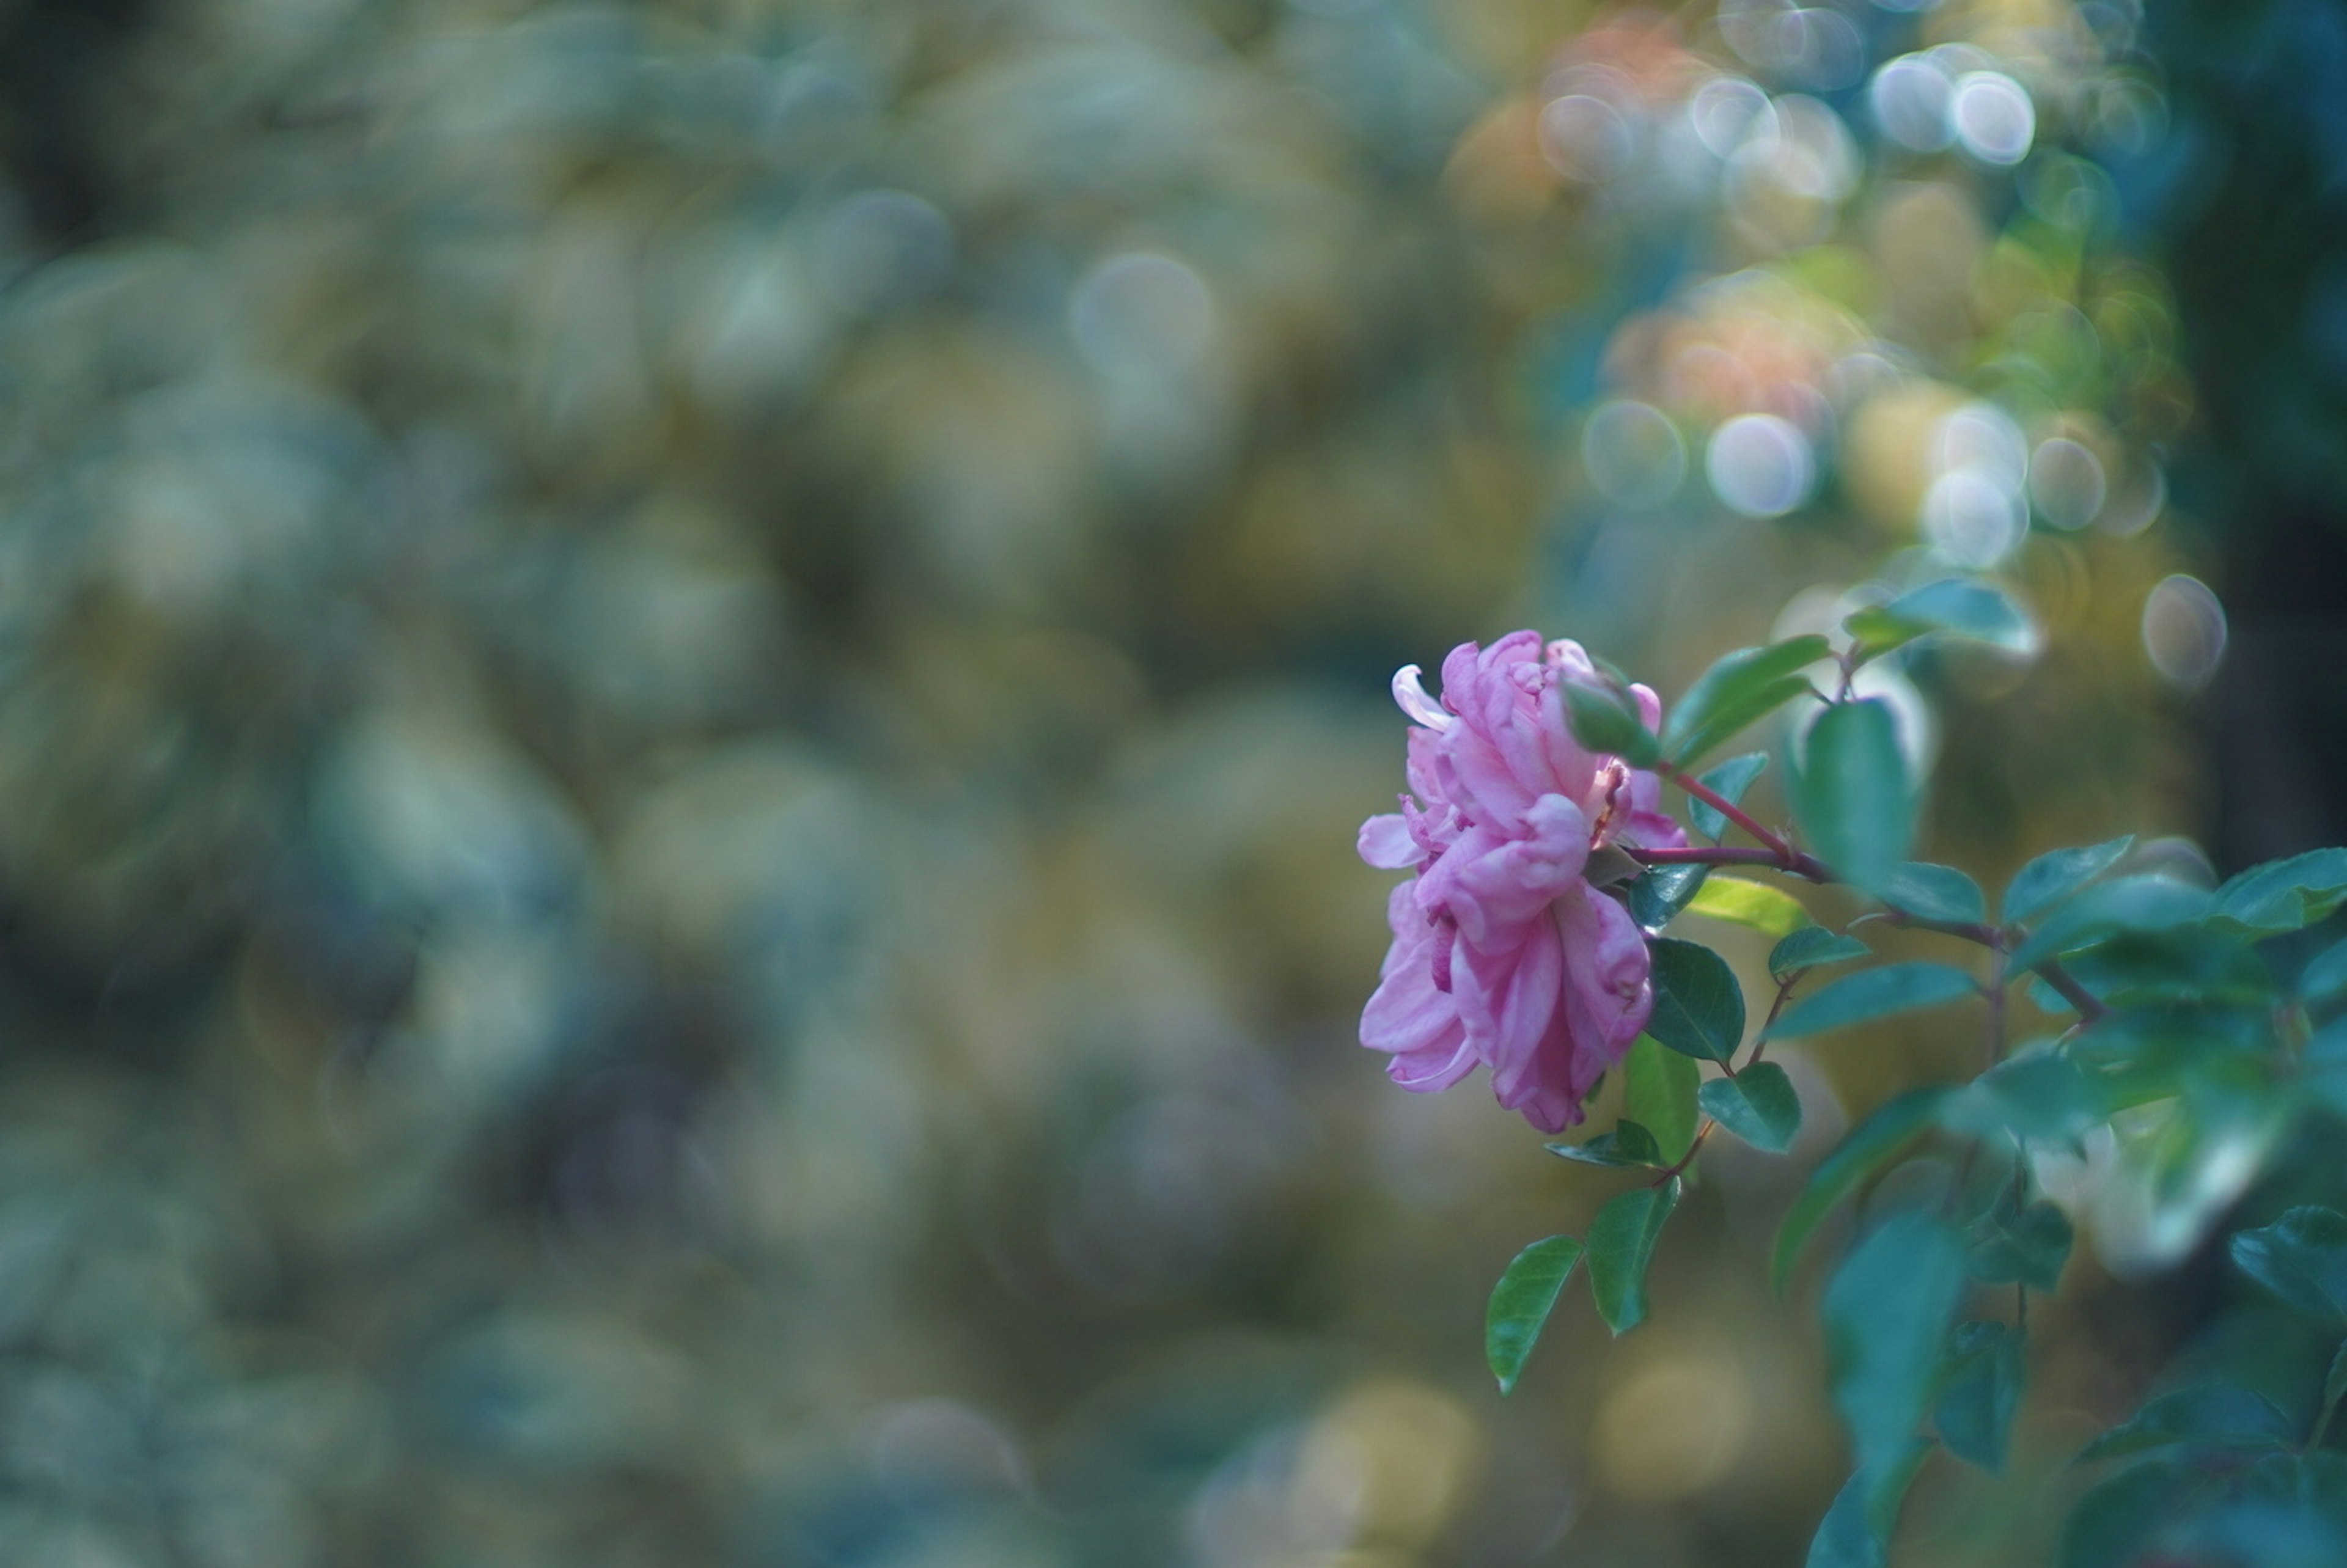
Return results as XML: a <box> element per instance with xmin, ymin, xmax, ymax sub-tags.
<box><xmin>0</xmin><ymin>0</ymin><xmax>2341</xmax><ymax>1563</ymax></box>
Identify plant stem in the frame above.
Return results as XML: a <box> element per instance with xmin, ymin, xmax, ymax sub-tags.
<box><xmin>1662</xmin><ymin>764</ymin><xmax>1807</xmax><ymax>864</ymax></box>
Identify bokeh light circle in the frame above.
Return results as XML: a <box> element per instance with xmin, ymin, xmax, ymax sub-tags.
<box><xmin>1952</xmin><ymin>71</ymin><xmax>2035</xmax><ymax>165</ymax></box>
<box><xmin>1705</xmin><ymin>414</ymin><xmax>1814</xmax><ymax>518</ymax></box>
<box><xmin>2142</xmin><ymin>575</ymin><xmax>2228</xmax><ymax>691</ymax></box>
<box><xmin>1583</xmin><ymin>400</ymin><xmax>1688</xmax><ymax>510</ymax></box>
<box><xmin>1868</xmin><ymin>56</ymin><xmax>1954</xmax><ymax>152</ymax></box>
<box><xmin>2029</xmin><ymin>438</ymin><xmax>2109</xmax><ymax>529</ymax></box>
<box><xmin>1922</xmin><ymin>469</ymin><xmax>2026</xmax><ymax>566</ymax></box>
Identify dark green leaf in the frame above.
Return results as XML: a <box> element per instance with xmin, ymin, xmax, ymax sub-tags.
<box><xmin>1866</xmin><ymin>578</ymin><xmax>2036</xmax><ymax>654</ymax></box>
<box><xmin>1624</xmin><ymin>1035</ymin><xmax>1699</xmax><ymax>1164</ymax></box>
<box><xmin>1804</xmin><ymin>1445</ymin><xmax>1929</xmax><ymax>1568</ymax></box>
<box><xmin>2004</xmin><ymin>836</ymin><xmax>2136</xmax><ymax>924</ymax></box>
<box><xmin>1936</xmin><ymin>1319</ymin><xmax>2026</xmax><ymax>1473</ymax></box>
<box><xmin>1689</xmin><ymin>752</ymin><xmax>1768</xmax><ymax>843</ymax></box>
<box><xmin>2060</xmin><ymin>1460</ymin><xmax>2192</xmax><ymax>1568</ymax></box>
<box><xmin>2048</xmin><ymin>928</ymin><xmax>2278</xmax><ymax>1009</ymax></box>
<box><xmin>1629</xmin><ymin>862</ymin><xmax>1710</xmax><ymax>930</ymax></box>
<box><xmin>1791</xmin><ymin>699</ymin><xmax>1914</xmax><ymax>893</ymax></box>
<box><xmin>1879</xmin><ymin>862</ymin><xmax>1986</xmax><ymax>925</ymax></box>
<box><xmin>1771</xmin><ymin>926</ymin><xmax>1871</xmax><ymax>979</ymax></box>
<box><xmin>1968</xmin><ymin>1197</ymin><xmax>2074</xmax><ymax>1292</ymax></box>
<box><xmin>2232</xmin><ymin>1207</ymin><xmax>2347</xmax><ymax>1319</ymax></box>
<box><xmin>2008</xmin><ymin>876</ymin><xmax>2215</xmax><ymax>970</ymax></box>
<box><xmin>1940</xmin><ymin>1050</ymin><xmax>2118</xmax><ymax>1146</ymax></box>
<box><xmin>1772</xmin><ymin>1086</ymin><xmax>1952</xmax><ymax>1293</ymax></box>
<box><xmin>1644</xmin><ymin>938</ymin><xmax>1746</xmax><ymax>1062</ymax></box>
<box><xmin>1700</xmin><ymin>1063</ymin><xmax>1803</xmax><ymax>1152</ymax></box>
<box><xmin>1546</xmin><ymin>1120</ymin><xmax>1666</xmax><ymax>1168</ymax></box>
<box><xmin>1485</xmin><ymin>1236</ymin><xmax>1584</xmax><ymax>1394</ymax></box>
<box><xmin>1564</xmin><ymin>680</ymin><xmax>1661</xmax><ymax>768</ymax></box>
<box><xmin>2211</xmin><ymin>849</ymin><xmax>2347</xmax><ymax>936</ymax></box>
<box><xmin>2074</xmin><ymin>1385</ymin><xmax>2297</xmax><ymax>1465</ymax></box>
<box><xmin>1589</xmin><ymin>1178</ymin><xmax>1680</xmax><ymax>1336</ymax></box>
<box><xmin>1772</xmin><ymin>961</ymin><xmax>1978</xmax><ymax>1039</ymax></box>
<box><xmin>2303</xmin><ymin>938</ymin><xmax>2347</xmax><ymax>1009</ymax></box>
<box><xmin>1824</xmin><ymin>1211</ymin><xmax>1969</xmax><ymax>1498</ymax></box>
<box><xmin>1683</xmin><ymin>875</ymin><xmax>1810</xmax><ymax>937</ymax></box>
<box><xmin>1662</xmin><ymin>636</ymin><xmax>1831</xmax><ymax>765</ymax></box>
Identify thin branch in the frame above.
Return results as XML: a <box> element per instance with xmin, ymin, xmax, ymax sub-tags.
<box><xmin>1661</xmin><ymin>764</ymin><xmax>1805</xmax><ymax>863</ymax></box>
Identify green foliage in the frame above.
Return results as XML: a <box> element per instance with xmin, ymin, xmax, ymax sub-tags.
<box><xmin>1630</xmin><ymin>861</ymin><xmax>1711</xmax><ymax>929</ymax></box>
<box><xmin>1623</xmin><ymin>1035</ymin><xmax>1700</xmax><ymax>1164</ymax></box>
<box><xmin>1689</xmin><ymin>752</ymin><xmax>1769</xmax><ymax>843</ymax></box>
<box><xmin>1588</xmin><ymin>1179</ymin><xmax>1680</xmax><ymax>1337</ymax></box>
<box><xmin>1486</xmin><ymin>1236</ymin><xmax>1585</xmax><ymax>1394</ymax></box>
<box><xmin>1790</xmin><ymin>700</ymin><xmax>1914</xmax><ymax>892</ymax></box>
<box><xmin>1824</xmin><ymin>1212</ymin><xmax>1968</xmax><ymax>1509</ymax></box>
<box><xmin>1769</xmin><ymin>926</ymin><xmax>1871</xmax><ymax>979</ymax></box>
<box><xmin>2008</xmin><ymin>874</ymin><xmax>2216</xmax><ymax>969</ymax></box>
<box><xmin>2232</xmin><ymin>1206</ymin><xmax>2347</xmax><ymax>1319</ymax></box>
<box><xmin>1967</xmin><ymin>1195</ymin><xmax>2074</xmax><ymax>1292</ymax></box>
<box><xmin>1935</xmin><ymin>1319</ymin><xmax>2026</xmax><ymax>1473</ymax></box>
<box><xmin>1644</xmin><ymin>937</ymin><xmax>1747</xmax><ymax>1061</ymax></box>
<box><xmin>2003</xmin><ymin>836</ymin><xmax>2136</xmax><ymax>923</ymax></box>
<box><xmin>1941</xmin><ymin>1050</ymin><xmax>2119</xmax><ymax>1146</ymax></box>
<box><xmin>1699</xmin><ymin>1063</ymin><xmax>1802</xmax><ymax>1152</ymax></box>
<box><xmin>1547</xmin><ymin>1122</ymin><xmax>1667</xmax><ymax>1168</ymax></box>
<box><xmin>1772</xmin><ymin>962</ymin><xmax>1977</xmax><ymax>1039</ymax></box>
<box><xmin>1683</xmin><ymin>874</ymin><xmax>1809</xmax><ymax>937</ymax></box>
<box><xmin>1773</xmin><ymin>1088</ymin><xmax>1952</xmax><ymax>1293</ymax></box>
<box><xmin>2073</xmin><ymin>1385</ymin><xmax>2297</xmax><ymax>1465</ymax></box>
<box><xmin>1844</xmin><ymin>579</ymin><xmax>2035</xmax><ymax>661</ymax></box>
<box><xmin>1804</xmin><ymin>1443</ymin><xmax>1929</xmax><ymax>1568</ymax></box>
<box><xmin>1879</xmin><ymin>862</ymin><xmax>1985</xmax><ymax>927</ymax></box>
<box><xmin>1661</xmin><ymin>636</ymin><xmax>1830</xmax><ymax>766</ymax></box>
<box><xmin>2211</xmin><ymin>849</ymin><xmax>2347</xmax><ymax>936</ymax></box>
<box><xmin>1564</xmin><ymin>680</ymin><xmax>1661</xmax><ymax>768</ymax></box>
<box><xmin>2302</xmin><ymin>937</ymin><xmax>2347</xmax><ymax>1008</ymax></box>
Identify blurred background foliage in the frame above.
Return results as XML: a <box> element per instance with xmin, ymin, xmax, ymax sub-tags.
<box><xmin>0</xmin><ymin>0</ymin><xmax>2337</xmax><ymax>1563</ymax></box>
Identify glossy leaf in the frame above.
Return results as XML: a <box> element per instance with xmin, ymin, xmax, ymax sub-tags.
<box><xmin>1564</xmin><ymin>680</ymin><xmax>1660</xmax><ymax>769</ymax></box>
<box><xmin>2004</xmin><ymin>836</ymin><xmax>2135</xmax><ymax>924</ymax></box>
<box><xmin>1824</xmin><ymin>1211</ymin><xmax>1968</xmax><ymax>1500</ymax></box>
<box><xmin>2008</xmin><ymin>875</ymin><xmax>2214</xmax><ymax>970</ymax></box>
<box><xmin>1689</xmin><ymin>752</ymin><xmax>1769</xmax><ymax>843</ymax></box>
<box><xmin>1772</xmin><ymin>961</ymin><xmax>1978</xmax><ymax>1039</ymax></box>
<box><xmin>1879</xmin><ymin>862</ymin><xmax>1985</xmax><ymax>925</ymax></box>
<box><xmin>1546</xmin><ymin>1120</ymin><xmax>1666</xmax><ymax>1168</ymax></box>
<box><xmin>1854</xmin><ymin>577</ymin><xmax>2036</xmax><ymax>655</ymax></box>
<box><xmin>1589</xmin><ymin>1178</ymin><xmax>1680</xmax><ymax>1336</ymax></box>
<box><xmin>1791</xmin><ymin>699</ymin><xmax>1913</xmax><ymax>893</ymax></box>
<box><xmin>2074</xmin><ymin>1385</ymin><xmax>2297</xmax><ymax>1465</ymax></box>
<box><xmin>2211</xmin><ymin>848</ymin><xmax>2347</xmax><ymax>935</ymax></box>
<box><xmin>1662</xmin><ymin>636</ymin><xmax>1831</xmax><ymax>765</ymax></box>
<box><xmin>1629</xmin><ymin>862</ymin><xmax>1710</xmax><ymax>930</ymax></box>
<box><xmin>1936</xmin><ymin>1319</ymin><xmax>2026</xmax><ymax>1473</ymax></box>
<box><xmin>1645</xmin><ymin>938</ymin><xmax>1746</xmax><ymax>1062</ymax></box>
<box><xmin>1772</xmin><ymin>1086</ymin><xmax>1952</xmax><ymax>1292</ymax></box>
<box><xmin>1684</xmin><ymin>874</ymin><xmax>1810</xmax><ymax>938</ymax></box>
<box><xmin>1624</xmin><ymin>1035</ymin><xmax>1699</xmax><ymax>1164</ymax></box>
<box><xmin>2232</xmin><ymin>1206</ymin><xmax>2347</xmax><ymax>1319</ymax></box>
<box><xmin>1770</xmin><ymin>926</ymin><xmax>1871</xmax><ymax>979</ymax></box>
<box><xmin>1485</xmin><ymin>1236</ymin><xmax>1584</xmax><ymax>1394</ymax></box>
<box><xmin>1700</xmin><ymin>1063</ymin><xmax>1803</xmax><ymax>1152</ymax></box>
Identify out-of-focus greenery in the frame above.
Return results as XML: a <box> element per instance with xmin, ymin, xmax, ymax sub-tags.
<box><xmin>0</xmin><ymin>0</ymin><xmax>2329</xmax><ymax>1564</ymax></box>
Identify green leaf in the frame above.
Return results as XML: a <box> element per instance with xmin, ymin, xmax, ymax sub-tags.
<box><xmin>1546</xmin><ymin>1120</ymin><xmax>1667</xmax><ymax>1168</ymax></box>
<box><xmin>1772</xmin><ymin>961</ymin><xmax>1978</xmax><ymax>1039</ymax></box>
<box><xmin>2004</xmin><ymin>836</ymin><xmax>2136</xmax><ymax>924</ymax></box>
<box><xmin>1772</xmin><ymin>1086</ymin><xmax>1952</xmax><ymax>1293</ymax></box>
<box><xmin>1485</xmin><ymin>1236</ymin><xmax>1585</xmax><ymax>1394</ymax></box>
<box><xmin>1824</xmin><ymin>1211</ymin><xmax>1969</xmax><ymax>1500</ymax></box>
<box><xmin>1684</xmin><ymin>875</ymin><xmax>1810</xmax><ymax>938</ymax></box>
<box><xmin>2322</xmin><ymin>1341</ymin><xmax>2347</xmax><ymax>1447</ymax></box>
<box><xmin>1791</xmin><ymin>699</ymin><xmax>1914</xmax><ymax>893</ymax></box>
<box><xmin>1700</xmin><ymin>1063</ymin><xmax>1804</xmax><ymax>1152</ymax></box>
<box><xmin>1630</xmin><ymin>862</ymin><xmax>1710</xmax><ymax>931</ymax></box>
<box><xmin>2074</xmin><ymin>1385</ymin><xmax>2297</xmax><ymax>1465</ymax></box>
<box><xmin>1967</xmin><ymin>1197</ymin><xmax>2074</xmax><ymax>1292</ymax></box>
<box><xmin>1563</xmin><ymin>680</ymin><xmax>1661</xmax><ymax>768</ymax></box>
<box><xmin>1624</xmin><ymin>1036</ymin><xmax>1700</xmax><ymax>1165</ymax></box>
<box><xmin>1936</xmin><ymin>1319</ymin><xmax>2026</xmax><ymax>1473</ymax></box>
<box><xmin>2303</xmin><ymin>937</ymin><xmax>2347</xmax><ymax>1009</ymax></box>
<box><xmin>1662</xmin><ymin>636</ymin><xmax>1831</xmax><ymax>766</ymax></box>
<box><xmin>2232</xmin><ymin>1206</ymin><xmax>2347</xmax><ymax>1319</ymax></box>
<box><xmin>1588</xmin><ymin>1178</ymin><xmax>1680</xmax><ymax>1336</ymax></box>
<box><xmin>1689</xmin><ymin>752</ymin><xmax>1768</xmax><ymax>843</ymax></box>
<box><xmin>2059</xmin><ymin>1460</ymin><xmax>2191</xmax><ymax>1568</ymax></box>
<box><xmin>1644</xmin><ymin>938</ymin><xmax>1746</xmax><ymax>1062</ymax></box>
<box><xmin>1771</xmin><ymin>926</ymin><xmax>1871</xmax><ymax>979</ymax></box>
<box><xmin>1879</xmin><ymin>862</ymin><xmax>1985</xmax><ymax>926</ymax></box>
<box><xmin>2211</xmin><ymin>849</ymin><xmax>2347</xmax><ymax>936</ymax></box>
<box><xmin>2008</xmin><ymin>875</ymin><xmax>2214</xmax><ymax>970</ymax></box>
<box><xmin>1939</xmin><ymin>1050</ymin><xmax>2118</xmax><ymax>1146</ymax></box>
<box><xmin>1854</xmin><ymin>578</ymin><xmax>2037</xmax><ymax>656</ymax></box>
<box><xmin>1804</xmin><ymin>1445</ymin><xmax>1930</xmax><ymax>1568</ymax></box>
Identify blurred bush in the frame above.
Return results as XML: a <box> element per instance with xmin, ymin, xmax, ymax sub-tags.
<box><xmin>0</xmin><ymin>0</ymin><xmax>2319</xmax><ymax>1564</ymax></box>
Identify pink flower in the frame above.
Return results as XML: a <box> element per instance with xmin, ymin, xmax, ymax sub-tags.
<box><xmin>1357</xmin><ymin>633</ymin><xmax>1688</xmax><ymax>1132</ymax></box>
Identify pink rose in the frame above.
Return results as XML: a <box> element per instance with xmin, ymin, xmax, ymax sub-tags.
<box><xmin>1357</xmin><ymin>634</ymin><xmax>1687</xmax><ymax>1132</ymax></box>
